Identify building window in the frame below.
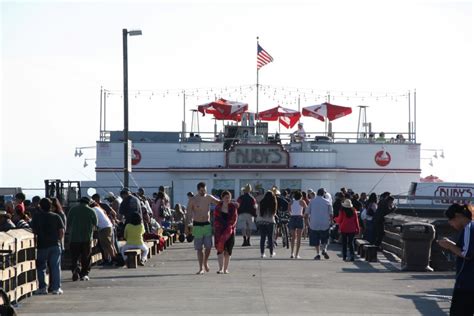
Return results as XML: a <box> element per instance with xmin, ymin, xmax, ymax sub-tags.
<box><xmin>213</xmin><ymin>179</ymin><xmax>235</xmax><ymax>197</ymax></box>
<box><xmin>239</xmin><ymin>179</ymin><xmax>276</xmax><ymax>195</ymax></box>
<box><xmin>280</xmin><ymin>179</ymin><xmax>302</xmax><ymax>192</ymax></box>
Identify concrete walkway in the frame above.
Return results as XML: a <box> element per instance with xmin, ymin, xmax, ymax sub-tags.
<box><xmin>18</xmin><ymin>237</ymin><xmax>453</xmax><ymax>315</ymax></box>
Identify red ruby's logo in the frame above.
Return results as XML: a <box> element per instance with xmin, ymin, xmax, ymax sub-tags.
<box><xmin>375</xmin><ymin>150</ymin><xmax>391</xmax><ymax>167</ymax></box>
<box><xmin>132</xmin><ymin>149</ymin><xmax>142</xmax><ymax>166</ymax></box>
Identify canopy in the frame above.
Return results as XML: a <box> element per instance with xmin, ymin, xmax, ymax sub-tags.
<box><xmin>197</xmin><ymin>98</ymin><xmax>248</xmax><ymax>121</ymax></box>
<box><xmin>420</xmin><ymin>175</ymin><xmax>443</xmax><ymax>183</ymax></box>
<box><xmin>302</xmin><ymin>102</ymin><xmax>352</xmax><ymax>122</ymax></box>
<box><xmin>257</xmin><ymin>106</ymin><xmax>301</xmax><ymax>129</ymax></box>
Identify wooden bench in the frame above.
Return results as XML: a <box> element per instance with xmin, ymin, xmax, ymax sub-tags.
<box><xmin>355</xmin><ymin>239</ymin><xmax>370</xmax><ymax>257</ymax></box>
<box><xmin>145</xmin><ymin>239</ymin><xmax>159</xmax><ymax>256</ymax></box>
<box><xmin>145</xmin><ymin>241</ymin><xmax>155</xmax><ymax>259</ymax></box>
<box><xmin>364</xmin><ymin>245</ymin><xmax>378</xmax><ymax>262</ymax></box>
<box><xmin>167</xmin><ymin>234</ymin><xmax>174</xmax><ymax>247</ymax></box>
<box><xmin>121</xmin><ymin>239</ymin><xmax>158</xmax><ymax>268</ymax></box>
<box><xmin>124</xmin><ymin>249</ymin><xmax>141</xmax><ymax>268</ymax></box>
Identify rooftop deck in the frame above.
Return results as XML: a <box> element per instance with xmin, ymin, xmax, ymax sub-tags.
<box><xmin>102</xmin><ymin>129</ymin><xmax>417</xmax><ymax>153</ymax></box>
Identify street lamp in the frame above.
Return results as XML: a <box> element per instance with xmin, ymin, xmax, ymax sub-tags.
<box><xmin>422</xmin><ymin>148</ymin><xmax>445</xmax><ymax>160</ymax></box>
<box><xmin>123</xmin><ymin>28</ymin><xmax>142</xmax><ymax>189</ymax></box>
<box><xmin>421</xmin><ymin>158</ymin><xmax>434</xmax><ymax>167</ymax></box>
<box><xmin>83</xmin><ymin>158</ymin><xmax>95</xmax><ymax>168</ymax></box>
<box><xmin>74</xmin><ymin>146</ymin><xmax>95</xmax><ymax>157</ymax></box>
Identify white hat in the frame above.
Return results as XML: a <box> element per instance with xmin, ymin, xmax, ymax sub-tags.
<box><xmin>105</xmin><ymin>192</ymin><xmax>116</xmax><ymax>200</ymax></box>
<box><xmin>342</xmin><ymin>199</ymin><xmax>353</xmax><ymax>208</ymax></box>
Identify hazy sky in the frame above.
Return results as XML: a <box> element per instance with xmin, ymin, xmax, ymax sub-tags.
<box><xmin>1</xmin><ymin>0</ymin><xmax>473</xmax><ymax>195</ymax></box>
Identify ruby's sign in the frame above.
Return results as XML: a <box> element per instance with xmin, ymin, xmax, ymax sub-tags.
<box><xmin>226</xmin><ymin>144</ymin><xmax>289</xmax><ymax>168</ymax></box>
<box><xmin>375</xmin><ymin>150</ymin><xmax>391</xmax><ymax>167</ymax></box>
<box><xmin>132</xmin><ymin>149</ymin><xmax>142</xmax><ymax>166</ymax></box>
<box><xmin>434</xmin><ymin>186</ymin><xmax>474</xmax><ymax>204</ymax></box>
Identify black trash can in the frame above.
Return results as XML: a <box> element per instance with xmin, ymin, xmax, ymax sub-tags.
<box><xmin>401</xmin><ymin>222</ymin><xmax>435</xmax><ymax>272</ymax></box>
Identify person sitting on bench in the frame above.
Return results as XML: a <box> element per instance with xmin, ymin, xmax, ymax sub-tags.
<box><xmin>120</xmin><ymin>213</ymin><xmax>149</xmax><ymax>266</ymax></box>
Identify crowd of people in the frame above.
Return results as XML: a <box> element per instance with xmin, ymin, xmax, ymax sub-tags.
<box><xmin>182</xmin><ymin>182</ymin><xmax>400</xmax><ymax>273</ymax></box>
<box><xmin>0</xmin><ymin>187</ymin><xmax>187</xmax><ymax>295</ymax></box>
<box><xmin>0</xmin><ymin>185</ymin><xmax>472</xmax><ymax>315</ymax></box>
<box><xmin>0</xmin><ymin>186</ymin><xmax>400</xmax><ymax>283</ymax></box>
<box><xmin>237</xmin><ymin>185</ymin><xmax>397</xmax><ymax>262</ymax></box>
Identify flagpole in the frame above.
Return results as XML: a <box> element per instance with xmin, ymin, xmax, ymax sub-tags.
<box><xmin>297</xmin><ymin>95</ymin><xmax>300</xmax><ymax>123</ymax></box>
<box><xmin>256</xmin><ymin>36</ymin><xmax>260</xmax><ymax>122</ymax></box>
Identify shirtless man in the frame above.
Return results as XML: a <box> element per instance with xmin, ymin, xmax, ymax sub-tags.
<box><xmin>186</xmin><ymin>182</ymin><xmax>220</xmax><ymax>274</ymax></box>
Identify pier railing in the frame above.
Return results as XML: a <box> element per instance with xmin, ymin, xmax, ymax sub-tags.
<box><xmin>0</xmin><ymin>229</ymin><xmax>37</xmax><ymax>304</ymax></box>
<box><xmin>393</xmin><ymin>195</ymin><xmax>474</xmax><ymax>210</ymax></box>
<box><xmin>174</xmin><ymin>130</ymin><xmax>417</xmax><ymax>152</ymax></box>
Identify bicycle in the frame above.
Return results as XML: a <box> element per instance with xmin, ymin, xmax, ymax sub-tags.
<box><xmin>275</xmin><ymin>211</ymin><xmax>290</xmax><ymax>249</ymax></box>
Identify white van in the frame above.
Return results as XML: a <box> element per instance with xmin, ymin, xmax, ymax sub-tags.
<box><xmin>407</xmin><ymin>182</ymin><xmax>474</xmax><ymax>205</ymax></box>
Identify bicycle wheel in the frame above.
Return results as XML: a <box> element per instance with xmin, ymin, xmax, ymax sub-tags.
<box><xmin>282</xmin><ymin>224</ymin><xmax>289</xmax><ymax>249</ymax></box>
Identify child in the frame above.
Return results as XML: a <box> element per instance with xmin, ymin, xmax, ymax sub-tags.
<box><xmin>121</xmin><ymin>213</ymin><xmax>148</xmax><ymax>266</ymax></box>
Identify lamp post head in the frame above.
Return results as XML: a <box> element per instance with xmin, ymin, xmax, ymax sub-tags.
<box><xmin>128</xmin><ymin>30</ymin><xmax>142</xmax><ymax>36</ymax></box>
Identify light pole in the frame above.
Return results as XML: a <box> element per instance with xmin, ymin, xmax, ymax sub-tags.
<box><xmin>123</xmin><ymin>28</ymin><xmax>142</xmax><ymax>189</ymax></box>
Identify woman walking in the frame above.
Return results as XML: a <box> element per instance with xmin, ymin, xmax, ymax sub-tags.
<box><xmin>335</xmin><ymin>199</ymin><xmax>360</xmax><ymax>261</ymax></box>
<box><xmin>213</xmin><ymin>191</ymin><xmax>238</xmax><ymax>274</ymax></box>
<box><xmin>288</xmin><ymin>191</ymin><xmax>307</xmax><ymax>259</ymax></box>
<box><xmin>256</xmin><ymin>191</ymin><xmax>277</xmax><ymax>258</ymax></box>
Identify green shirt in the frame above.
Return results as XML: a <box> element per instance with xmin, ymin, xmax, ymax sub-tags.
<box><xmin>124</xmin><ymin>223</ymin><xmax>145</xmax><ymax>246</ymax></box>
<box><xmin>67</xmin><ymin>203</ymin><xmax>98</xmax><ymax>243</ymax></box>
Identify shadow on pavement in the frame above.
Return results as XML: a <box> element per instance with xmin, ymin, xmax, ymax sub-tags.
<box><xmin>393</xmin><ymin>274</ymin><xmax>455</xmax><ymax>281</ymax></box>
<box><xmin>397</xmin><ymin>288</ymin><xmax>451</xmax><ymax>316</ymax></box>
<box><xmin>80</xmin><ymin>273</ymin><xmax>192</xmax><ymax>280</ymax></box>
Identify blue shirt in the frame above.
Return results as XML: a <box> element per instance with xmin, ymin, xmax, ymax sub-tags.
<box><xmin>455</xmin><ymin>221</ymin><xmax>474</xmax><ymax>290</ymax></box>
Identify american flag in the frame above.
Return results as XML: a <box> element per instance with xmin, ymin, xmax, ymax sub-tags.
<box><xmin>257</xmin><ymin>44</ymin><xmax>273</xmax><ymax>70</ymax></box>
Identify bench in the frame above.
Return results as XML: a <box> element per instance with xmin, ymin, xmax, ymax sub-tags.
<box><xmin>124</xmin><ymin>249</ymin><xmax>141</xmax><ymax>268</ymax></box>
<box><xmin>162</xmin><ymin>236</ymin><xmax>169</xmax><ymax>249</ymax></box>
<box><xmin>120</xmin><ymin>240</ymin><xmax>155</xmax><ymax>268</ymax></box>
<box><xmin>364</xmin><ymin>245</ymin><xmax>378</xmax><ymax>262</ymax></box>
<box><xmin>355</xmin><ymin>239</ymin><xmax>370</xmax><ymax>257</ymax></box>
<box><xmin>145</xmin><ymin>239</ymin><xmax>159</xmax><ymax>256</ymax></box>
<box><xmin>145</xmin><ymin>241</ymin><xmax>155</xmax><ymax>259</ymax></box>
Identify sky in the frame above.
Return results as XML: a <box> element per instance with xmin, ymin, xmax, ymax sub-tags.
<box><xmin>1</xmin><ymin>0</ymin><xmax>473</xmax><ymax>196</ymax></box>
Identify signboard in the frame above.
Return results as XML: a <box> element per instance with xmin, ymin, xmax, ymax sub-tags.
<box><xmin>434</xmin><ymin>186</ymin><xmax>474</xmax><ymax>204</ymax></box>
<box><xmin>227</xmin><ymin>144</ymin><xmax>289</xmax><ymax>168</ymax></box>
<box><xmin>132</xmin><ymin>149</ymin><xmax>142</xmax><ymax>166</ymax></box>
<box><xmin>374</xmin><ymin>150</ymin><xmax>391</xmax><ymax>167</ymax></box>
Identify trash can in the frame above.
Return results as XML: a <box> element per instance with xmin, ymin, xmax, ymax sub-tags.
<box><xmin>401</xmin><ymin>222</ymin><xmax>435</xmax><ymax>272</ymax></box>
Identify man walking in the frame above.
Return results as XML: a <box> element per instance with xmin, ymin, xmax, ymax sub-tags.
<box><xmin>305</xmin><ymin>188</ymin><xmax>333</xmax><ymax>260</ymax></box>
<box><xmin>31</xmin><ymin>198</ymin><xmax>65</xmax><ymax>295</ymax></box>
<box><xmin>186</xmin><ymin>182</ymin><xmax>220</xmax><ymax>274</ymax></box>
<box><xmin>237</xmin><ymin>184</ymin><xmax>257</xmax><ymax>246</ymax></box>
<box><xmin>438</xmin><ymin>203</ymin><xmax>474</xmax><ymax>316</ymax></box>
<box><xmin>67</xmin><ymin>197</ymin><xmax>98</xmax><ymax>281</ymax></box>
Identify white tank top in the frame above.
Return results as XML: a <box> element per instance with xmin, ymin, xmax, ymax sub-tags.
<box><xmin>290</xmin><ymin>200</ymin><xmax>304</xmax><ymax>216</ymax></box>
